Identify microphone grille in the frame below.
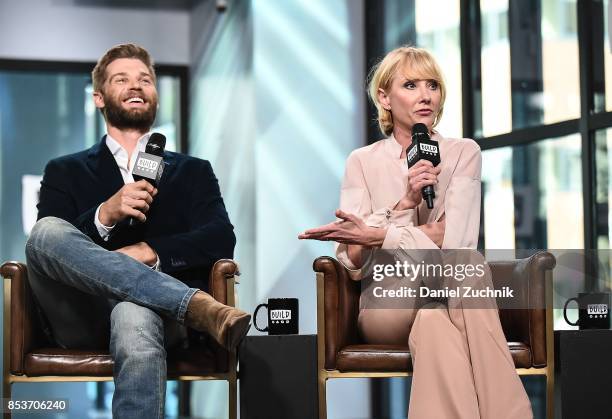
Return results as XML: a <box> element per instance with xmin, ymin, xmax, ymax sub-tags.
<box><xmin>411</xmin><ymin>123</ymin><xmax>428</xmax><ymax>136</ymax></box>
<box><xmin>146</xmin><ymin>133</ymin><xmax>166</xmax><ymax>156</ymax></box>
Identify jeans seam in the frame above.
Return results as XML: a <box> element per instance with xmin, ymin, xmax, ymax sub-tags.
<box><xmin>157</xmin><ymin>351</ymin><xmax>164</xmax><ymax>419</ymax></box>
<box><xmin>177</xmin><ymin>288</ymin><xmax>198</xmax><ymax>324</ymax></box>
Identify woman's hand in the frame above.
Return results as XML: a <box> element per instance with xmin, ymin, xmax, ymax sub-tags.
<box><xmin>394</xmin><ymin>160</ymin><xmax>441</xmax><ymax>210</ymax></box>
<box><xmin>298</xmin><ymin>209</ymin><xmax>386</xmax><ymax>247</ymax></box>
<box><xmin>416</xmin><ymin>218</ymin><xmax>446</xmax><ymax>248</ymax></box>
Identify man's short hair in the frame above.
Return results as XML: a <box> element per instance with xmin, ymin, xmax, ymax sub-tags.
<box><xmin>92</xmin><ymin>43</ymin><xmax>156</xmax><ymax>92</ymax></box>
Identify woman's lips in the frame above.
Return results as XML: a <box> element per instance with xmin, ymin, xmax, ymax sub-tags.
<box><xmin>415</xmin><ymin>109</ymin><xmax>433</xmax><ymax>116</ymax></box>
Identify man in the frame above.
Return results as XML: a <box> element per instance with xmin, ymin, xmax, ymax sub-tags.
<box><xmin>25</xmin><ymin>43</ymin><xmax>251</xmax><ymax>418</ymax></box>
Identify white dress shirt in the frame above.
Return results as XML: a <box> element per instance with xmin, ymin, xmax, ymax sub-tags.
<box><xmin>94</xmin><ymin>133</ymin><xmax>161</xmax><ymax>270</ymax></box>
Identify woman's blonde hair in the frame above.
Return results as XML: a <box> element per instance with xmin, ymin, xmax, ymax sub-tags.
<box><xmin>367</xmin><ymin>46</ymin><xmax>446</xmax><ymax>137</ymax></box>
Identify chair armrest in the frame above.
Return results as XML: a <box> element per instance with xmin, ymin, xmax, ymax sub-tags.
<box><xmin>491</xmin><ymin>251</ymin><xmax>555</xmax><ymax>368</ymax></box>
<box><xmin>208</xmin><ymin>259</ymin><xmax>239</xmax><ymax>307</ymax></box>
<box><xmin>522</xmin><ymin>251</ymin><xmax>555</xmax><ymax>367</ymax></box>
<box><xmin>313</xmin><ymin>256</ymin><xmax>361</xmax><ymax>370</ymax></box>
<box><xmin>206</xmin><ymin>259</ymin><xmax>240</xmax><ymax>370</ymax></box>
<box><xmin>1</xmin><ymin>261</ymin><xmax>33</xmax><ymax>375</ymax></box>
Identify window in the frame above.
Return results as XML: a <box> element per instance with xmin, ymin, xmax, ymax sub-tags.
<box><xmin>482</xmin><ymin>134</ymin><xmax>583</xmax><ymax>250</ymax></box>
<box><xmin>481</xmin><ymin>0</ymin><xmax>512</xmax><ymax>136</ymax></box>
<box><xmin>366</xmin><ymin>0</ymin><xmax>612</xmax><ymax>413</ymax></box>
<box><xmin>604</xmin><ymin>0</ymin><xmax>612</xmax><ymax>112</ymax></box>
<box><xmin>416</xmin><ymin>0</ymin><xmax>462</xmax><ymax>136</ymax></box>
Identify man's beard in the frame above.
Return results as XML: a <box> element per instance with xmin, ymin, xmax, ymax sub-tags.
<box><xmin>102</xmin><ymin>92</ymin><xmax>158</xmax><ymax>131</ymax></box>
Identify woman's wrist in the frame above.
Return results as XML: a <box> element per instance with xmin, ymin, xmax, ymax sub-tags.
<box><xmin>394</xmin><ymin>197</ymin><xmax>418</xmax><ymax>211</ymax></box>
<box><xmin>366</xmin><ymin>227</ymin><xmax>387</xmax><ymax>247</ymax></box>
<box><xmin>347</xmin><ymin>244</ymin><xmax>364</xmax><ymax>268</ymax></box>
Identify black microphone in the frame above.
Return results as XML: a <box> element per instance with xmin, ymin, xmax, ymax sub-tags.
<box><xmin>129</xmin><ymin>133</ymin><xmax>166</xmax><ymax>225</ymax></box>
<box><xmin>133</xmin><ymin>133</ymin><xmax>166</xmax><ymax>187</ymax></box>
<box><xmin>406</xmin><ymin>123</ymin><xmax>441</xmax><ymax>209</ymax></box>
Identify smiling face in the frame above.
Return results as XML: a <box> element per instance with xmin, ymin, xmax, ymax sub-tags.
<box><xmin>93</xmin><ymin>58</ymin><xmax>158</xmax><ymax>131</ymax></box>
<box><xmin>378</xmin><ymin>73</ymin><xmax>442</xmax><ymax>133</ymax></box>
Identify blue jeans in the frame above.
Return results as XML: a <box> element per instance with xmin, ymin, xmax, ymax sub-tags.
<box><xmin>25</xmin><ymin>217</ymin><xmax>199</xmax><ymax>419</ymax></box>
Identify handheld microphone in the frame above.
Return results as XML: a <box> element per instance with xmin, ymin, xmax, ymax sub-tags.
<box><xmin>130</xmin><ymin>133</ymin><xmax>166</xmax><ymax>225</ymax></box>
<box><xmin>132</xmin><ymin>133</ymin><xmax>166</xmax><ymax>187</ymax></box>
<box><xmin>406</xmin><ymin>123</ymin><xmax>440</xmax><ymax>209</ymax></box>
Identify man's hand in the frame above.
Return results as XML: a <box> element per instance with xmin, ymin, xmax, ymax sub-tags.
<box><xmin>298</xmin><ymin>209</ymin><xmax>386</xmax><ymax>247</ymax></box>
<box><xmin>99</xmin><ymin>180</ymin><xmax>158</xmax><ymax>225</ymax></box>
<box><xmin>114</xmin><ymin>242</ymin><xmax>158</xmax><ymax>266</ymax></box>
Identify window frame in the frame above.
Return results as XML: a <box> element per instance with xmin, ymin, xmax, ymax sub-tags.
<box><xmin>0</xmin><ymin>58</ymin><xmax>189</xmax><ymax>153</ymax></box>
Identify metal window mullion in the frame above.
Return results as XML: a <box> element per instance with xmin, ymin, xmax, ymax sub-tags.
<box><xmin>460</xmin><ymin>0</ymin><xmax>482</xmax><ymax>140</ymax></box>
<box><xmin>590</xmin><ymin>111</ymin><xmax>612</xmax><ymax>131</ymax></box>
<box><xmin>476</xmin><ymin>119</ymin><xmax>580</xmax><ymax>150</ymax></box>
<box><xmin>179</xmin><ymin>66</ymin><xmax>189</xmax><ymax>154</ymax></box>
<box><xmin>577</xmin><ymin>0</ymin><xmax>598</xmax><ymax>252</ymax></box>
<box><xmin>508</xmin><ymin>0</ymin><xmax>544</xmax><ymax>249</ymax></box>
<box><xmin>364</xmin><ymin>0</ymin><xmax>388</xmax><ymax>145</ymax></box>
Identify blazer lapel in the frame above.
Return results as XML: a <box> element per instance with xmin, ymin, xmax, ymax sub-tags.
<box><xmin>86</xmin><ymin>136</ymin><xmax>125</xmax><ymax>199</ymax></box>
<box><xmin>142</xmin><ymin>151</ymin><xmax>175</xmax><ymax>223</ymax></box>
<box><xmin>155</xmin><ymin>151</ymin><xmax>175</xmax><ymax>192</ymax></box>
<box><xmin>85</xmin><ymin>138</ymin><xmax>176</xmax><ymax>212</ymax></box>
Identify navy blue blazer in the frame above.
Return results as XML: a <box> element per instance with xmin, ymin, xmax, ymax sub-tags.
<box><xmin>37</xmin><ymin>137</ymin><xmax>236</xmax><ymax>290</ymax></box>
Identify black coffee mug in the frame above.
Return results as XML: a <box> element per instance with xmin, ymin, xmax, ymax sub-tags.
<box><xmin>254</xmin><ymin>298</ymin><xmax>299</xmax><ymax>335</ymax></box>
<box><xmin>563</xmin><ymin>292</ymin><xmax>610</xmax><ymax>330</ymax></box>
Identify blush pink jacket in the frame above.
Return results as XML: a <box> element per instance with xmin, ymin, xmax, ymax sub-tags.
<box><xmin>335</xmin><ymin>133</ymin><xmax>482</xmax><ymax>272</ymax></box>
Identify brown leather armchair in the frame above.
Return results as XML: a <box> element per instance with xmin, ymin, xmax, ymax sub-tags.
<box><xmin>314</xmin><ymin>251</ymin><xmax>555</xmax><ymax>419</ymax></box>
<box><xmin>1</xmin><ymin>259</ymin><xmax>241</xmax><ymax>419</ymax></box>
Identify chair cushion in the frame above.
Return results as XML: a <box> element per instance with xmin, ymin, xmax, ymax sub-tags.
<box><xmin>335</xmin><ymin>341</ymin><xmax>534</xmax><ymax>372</ymax></box>
<box><xmin>337</xmin><ymin>344</ymin><xmax>412</xmax><ymax>372</ymax></box>
<box><xmin>21</xmin><ymin>345</ymin><xmax>224</xmax><ymax>377</ymax></box>
<box><xmin>24</xmin><ymin>349</ymin><xmax>113</xmax><ymax>376</ymax></box>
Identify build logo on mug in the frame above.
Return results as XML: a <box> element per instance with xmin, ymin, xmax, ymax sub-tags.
<box><xmin>254</xmin><ymin>298</ymin><xmax>299</xmax><ymax>335</ymax></box>
<box><xmin>563</xmin><ymin>292</ymin><xmax>610</xmax><ymax>330</ymax></box>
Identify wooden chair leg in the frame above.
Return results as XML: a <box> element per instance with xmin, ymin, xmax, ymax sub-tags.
<box><xmin>228</xmin><ymin>375</ymin><xmax>237</xmax><ymax>419</ymax></box>
<box><xmin>2</xmin><ymin>380</ymin><xmax>10</xmax><ymax>419</ymax></box>
<box><xmin>318</xmin><ymin>372</ymin><xmax>327</xmax><ymax>419</ymax></box>
<box><xmin>177</xmin><ymin>381</ymin><xmax>191</xmax><ymax>417</ymax></box>
<box><xmin>3</xmin><ymin>277</ymin><xmax>11</xmax><ymax>419</ymax></box>
<box><xmin>546</xmin><ymin>368</ymin><xmax>554</xmax><ymax>419</ymax></box>
<box><xmin>3</xmin><ymin>328</ymin><xmax>10</xmax><ymax>419</ymax></box>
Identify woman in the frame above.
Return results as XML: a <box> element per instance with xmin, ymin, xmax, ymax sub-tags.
<box><xmin>299</xmin><ymin>46</ymin><xmax>532</xmax><ymax>419</ymax></box>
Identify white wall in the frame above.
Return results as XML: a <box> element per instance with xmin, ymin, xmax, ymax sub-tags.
<box><xmin>0</xmin><ymin>0</ymin><xmax>190</xmax><ymax>64</ymax></box>
<box><xmin>252</xmin><ymin>1</ymin><xmax>369</xmax><ymax>416</ymax></box>
<box><xmin>189</xmin><ymin>0</ymin><xmax>371</xmax><ymax>417</ymax></box>
<box><xmin>189</xmin><ymin>1</ymin><xmax>256</xmax><ymax>417</ymax></box>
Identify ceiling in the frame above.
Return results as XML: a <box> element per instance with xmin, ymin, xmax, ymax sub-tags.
<box><xmin>74</xmin><ymin>0</ymin><xmax>208</xmax><ymax>11</ymax></box>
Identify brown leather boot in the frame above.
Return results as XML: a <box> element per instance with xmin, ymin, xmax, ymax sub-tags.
<box><xmin>185</xmin><ymin>291</ymin><xmax>251</xmax><ymax>350</ymax></box>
